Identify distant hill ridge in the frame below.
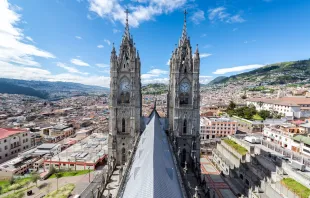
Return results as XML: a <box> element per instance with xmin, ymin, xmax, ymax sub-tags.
<box><xmin>0</xmin><ymin>78</ymin><xmax>109</xmax><ymax>99</ymax></box>
<box><xmin>210</xmin><ymin>59</ymin><xmax>310</xmax><ymax>85</ymax></box>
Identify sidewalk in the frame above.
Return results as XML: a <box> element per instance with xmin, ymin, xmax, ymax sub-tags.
<box><xmin>0</xmin><ymin>172</ymin><xmax>96</xmax><ymax>198</ymax></box>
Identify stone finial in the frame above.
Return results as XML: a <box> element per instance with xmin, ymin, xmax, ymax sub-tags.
<box><xmin>193</xmin><ymin>186</ymin><xmax>199</xmax><ymax>198</ymax></box>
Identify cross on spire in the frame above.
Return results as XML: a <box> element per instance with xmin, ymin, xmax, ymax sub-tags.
<box><xmin>184</xmin><ymin>9</ymin><xmax>188</xmax><ymax>22</ymax></box>
<box><xmin>181</xmin><ymin>9</ymin><xmax>188</xmax><ymax>44</ymax></box>
<box><xmin>124</xmin><ymin>8</ymin><xmax>130</xmax><ymax>39</ymax></box>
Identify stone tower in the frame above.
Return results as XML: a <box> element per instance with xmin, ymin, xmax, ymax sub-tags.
<box><xmin>168</xmin><ymin>11</ymin><xmax>201</xmax><ymax>169</ymax></box>
<box><xmin>108</xmin><ymin>10</ymin><xmax>142</xmax><ymax>166</ymax></box>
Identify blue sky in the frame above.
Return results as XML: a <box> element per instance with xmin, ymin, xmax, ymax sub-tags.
<box><xmin>1</xmin><ymin>0</ymin><xmax>310</xmax><ymax>87</ymax></box>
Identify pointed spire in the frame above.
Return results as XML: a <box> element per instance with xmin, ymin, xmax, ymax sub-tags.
<box><xmin>195</xmin><ymin>44</ymin><xmax>199</xmax><ymax>54</ymax></box>
<box><xmin>181</xmin><ymin>10</ymin><xmax>188</xmax><ymax>44</ymax></box>
<box><xmin>112</xmin><ymin>42</ymin><xmax>116</xmax><ymax>53</ymax></box>
<box><xmin>137</xmin><ymin>50</ymin><xmax>140</xmax><ymax>59</ymax></box>
<box><xmin>123</xmin><ymin>8</ymin><xmax>130</xmax><ymax>40</ymax></box>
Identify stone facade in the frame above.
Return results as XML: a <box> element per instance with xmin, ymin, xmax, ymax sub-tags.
<box><xmin>108</xmin><ymin>12</ymin><xmax>142</xmax><ymax>166</ymax></box>
<box><xmin>167</xmin><ymin>11</ymin><xmax>201</xmax><ymax>169</ymax></box>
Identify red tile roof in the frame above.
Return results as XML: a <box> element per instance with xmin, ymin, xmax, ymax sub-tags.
<box><xmin>0</xmin><ymin>128</ymin><xmax>27</xmax><ymax>139</ymax></box>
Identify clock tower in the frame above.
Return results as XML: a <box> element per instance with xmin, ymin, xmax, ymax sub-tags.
<box><xmin>167</xmin><ymin>11</ymin><xmax>201</xmax><ymax>170</ymax></box>
<box><xmin>108</xmin><ymin>10</ymin><xmax>142</xmax><ymax>166</ymax></box>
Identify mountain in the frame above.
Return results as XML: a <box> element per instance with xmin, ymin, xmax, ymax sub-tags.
<box><xmin>208</xmin><ymin>76</ymin><xmax>227</xmax><ymax>85</ymax></box>
<box><xmin>0</xmin><ymin>81</ymin><xmax>49</xmax><ymax>99</ymax></box>
<box><xmin>0</xmin><ymin>78</ymin><xmax>109</xmax><ymax>100</ymax></box>
<box><xmin>211</xmin><ymin>59</ymin><xmax>310</xmax><ymax>85</ymax></box>
<box><xmin>142</xmin><ymin>83</ymin><xmax>168</xmax><ymax>94</ymax></box>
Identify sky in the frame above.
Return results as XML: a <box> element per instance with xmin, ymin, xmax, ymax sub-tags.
<box><xmin>1</xmin><ymin>0</ymin><xmax>310</xmax><ymax>87</ymax></box>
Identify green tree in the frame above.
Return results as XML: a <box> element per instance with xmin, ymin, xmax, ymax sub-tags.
<box><xmin>31</xmin><ymin>173</ymin><xmax>40</xmax><ymax>187</ymax></box>
<box><xmin>227</xmin><ymin>101</ymin><xmax>236</xmax><ymax>111</ymax></box>
<box><xmin>9</xmin><ymin>177</ymin><xmax>15</xmax><ymax>185</ymax></box>
<box><xmin>258</xmin><ymin>110</ymin><xmax>271</xmax><ymax>120</ymax></box>
<box><xmin>55</xmin><ymin>173</ymin><xmax>61</xmax><ymax>190</ymax></box>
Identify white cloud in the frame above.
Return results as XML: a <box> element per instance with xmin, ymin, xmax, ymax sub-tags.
<box><xmin>88</xmin><ymin>0</ymin><xmax>188</xmax><ymax>27</ymax></box>
<box><xmin>201</xmin><ymin>33</ymin><xmax>207</xmax><ymax>37</ymax></box>
<box><xmin>96</xmin><ymin>63</ymin><xmax>109</xmax><ymax>68</ymax></box>
<box><xmin>166</xmin><ymin>59</ymin><xmax>170</xmax><ymax>66</ymax></box>
<box><xmin>104</xmin><ymin>39</ymin><xmax>111</xmax><ymax>45</ymax></box>
<box><xmin>200</xmin><ymin>53</ymin><xmax>212</xmax><ymax>58</ymax></box>
<box><xmin>208</xmin><ymin>7</ymin><xmax>245</xmax><ymax>24</ymax></box>
<box><xmin>191</xmin><ymin>10</ymin><xmax>205</xmax><ymax>24</ymax></box>
<box><xmin>0</xmin><ymin>61</ymin><xmax>110</xmax><ymax>87</ymax></box>
<box><xmin>213</xmin><ymin>64</ymin><xmax>265</xmax><ymax>74</ymax></box>
<box><xmin>75</xmin><ymin>36</ymin><xmax>82</xmax><ymax>39</ymax></box>
<box><xmin>25</xmin><ymin>36</ymin><xmax>34</xmax><ymax>42</ymax></box>
<box><xmin>70</xmin><ymin>58</ymin><xmax>90</xmax><ymax>67</ymax></box>
<box><xmin>200</xmin><ymin>76</ymin><xmax>213</xmax><ymax>84</ymax></box>
<box><xmin>0</xmin><ymin>0</ymin><xmax>55</xmax><ymax>67</ymax></box>
<box><xmin>97</xmin><ymin>44</ymin><xmax>104</xmax><ymax>48</ymax></box>
<box><xmin>142</xmin><ymin>78</ymin><xmax>169</xmax><ymax>84</ymax></box>
<box><xmin>233</xmin><ymin>28</ymin><xmax>238</xmax><ymax>31</ymax></box>
<box><xmin>141</xmin><ymin>69</ymin><xmax>168</xmax><ymax>80</ymax></box>
<box><xmin>56</xmin><ymin>62</ymin><xmax>88</xmax><ymax>75</ymax></box>
<box><xmin>113</xmin><ymin>28</ymin><xmax>120</xmax><ymax>33</ymax></box>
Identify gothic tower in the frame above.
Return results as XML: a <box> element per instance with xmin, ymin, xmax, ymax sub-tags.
<box><xmin>168</xmin><ymin>11</ymin><xmax>201</xmax><ymax>169</ymax></box>
<box><xmin>108</xmin><ymin>10</ymin><xmax>142</xmax><ymax>166</ymax></box>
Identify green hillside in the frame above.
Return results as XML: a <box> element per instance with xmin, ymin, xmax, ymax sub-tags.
<box><xmin>212</xmin><ymin>59</ymin><xmax>310</xmax><ymax>85</ymax></box>
<box><xmin>142</xmin><ymin>83</ymin><xmax>168</xmax><ymax>94</ymax></box>
<box><xmin>0</xmin><ymin>81</ymin><xmax>49</xmax><ymax>99</ymax></box>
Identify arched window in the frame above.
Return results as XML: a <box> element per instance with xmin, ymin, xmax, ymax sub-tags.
<box><xmin>184</xmin><ymin>93</ymin><xmax>189</xmax><ymax>104</ymax></box>
<box><xmin>182</xmin><ymin>149</ymin><xmax>186</xmax><ymax>166</ymax></box>
<box><xmin>120</xmin><ymin>92</ymin><xmax>125</xmax><ymax>103</ymax></box>
<box><xmin>184</xmin><ymin>67</ymin><xmax>187</xmax><ymax>73</ymax></box>
<box><xmin>122</xmin><ymin>148</ymin><xmax>126</xmax><ymax>165</ymax></box>
<box><xmin>193</xmin><ymin>142</ymin><xmax>196</xmax><ymax>150</ymax></box>
<box><xmin>183</xmin><ymin>119</ymin><xmax>187</xmax><ymax>134</ymax></box>
<box><xmin>122</xmin><ymin>118</ymin><xmax>125</xmax><ymax>132</ymax></box>
<box><xmin>125</xmin><ymin>92</ymin><xmax>130</xmax><ymax>103</ymax></box>
<box><xmin>180</xmin><ymin>93</ymin><xmax>184</xmax><ymax>105</ymax></box>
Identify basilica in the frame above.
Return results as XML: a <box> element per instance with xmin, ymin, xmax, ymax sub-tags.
<box><xmin>106</xmin><ymin>10</ymin><xmax>202</xmax><ymax>198</ymax></box>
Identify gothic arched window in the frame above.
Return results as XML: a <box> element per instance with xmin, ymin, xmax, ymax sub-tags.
<box><xmin>122</xmin><ymin>148</ymin><xmax>126</xmax><ymax>165</ymax></box>
<box><xmin>180</xmin><ymin>93</ymin><xmax>184</xmax><ymax>105</ymax></box>
<box><xmin>184</xmin><ymin>93</ymin><xmax>189</xmax><ymax>104</ymax></box>
<box><xmin>122</xmin><ymin>118</ymin><xmax>125</xmax><ymax>132</ymax></box>
<box><xmin>183</xmin><ymin>119</ymin><xmax>187</xmax><ymax>134</ymax></box>
<box><xmin>193</xmin><ymin>142</ymin><xmax>196</xmax><ymax>150</ymax></box>
<box><xmin>182</xmin><ymin>149</ymin><xmax>186</xmax><ymax>166</ymax></box>
<box><xmin>125</xmin><ymin>92</ymin><xmax>130</xmax><ymax>103</ymax></box>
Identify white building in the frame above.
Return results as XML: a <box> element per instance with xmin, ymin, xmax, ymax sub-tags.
<box><xmin>200</xmin><ymin>117</ymin><xmax>237</xmax><ymax>142</ymax></box>
<box><xmin>262</xmin><ymin>124</ymin><xmax>305</xmax><ymax>152</ymax></box>
<box><xmin>247</xmin><ymin>97</ymin><xmax>310</xmax><ymax>118</ymax></box>
<box><xmin>0</xmin><ymin>128</ymin><xmax>31</xmax><ymax>164</ymax></box>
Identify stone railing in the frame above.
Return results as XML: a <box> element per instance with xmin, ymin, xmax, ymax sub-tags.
<box><xmin>167</xmin><ymin>136</ymin><xmax>189</xmax><ymax>198</ymax></box>
<box><xmin>116</xmin><ymin>135</ymin><xmax>141</xmax><ymax>198</ymax></box>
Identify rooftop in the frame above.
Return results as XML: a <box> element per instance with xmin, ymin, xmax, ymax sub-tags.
<box><xmin>293</xmin><ymin>135</ymin><xmax>310</xmax><ymax>146</ymax></box>
<box><xmin>0</xmin><ymin>128</ymin><xmax>27</xmax><ymax>139</ymax></box>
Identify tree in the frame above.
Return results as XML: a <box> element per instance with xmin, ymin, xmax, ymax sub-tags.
<box><xmin>9</xmin><ymin>177</ymin><xmax>15</xmax><ymax>185</ymax></box>
<box><xmin>227</xmin><ymin>101</ymin><xmax>236</xmax><ymax>111</ymax></box>
<box><xmin>55</xmin><ymin>173</ymin><xmax>61</xmax><ymax>191</ymax></box>
<box><xmin>258</xmin><ymin>110</ymin><xmax>271</xmax><ymax>120</ymax></box>
<box><xmin>31</xmin><ymin>173</ymin><xmax>40</xmax><ymax>187</ymax></box>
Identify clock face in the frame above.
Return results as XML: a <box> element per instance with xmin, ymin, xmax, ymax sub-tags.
<box><xmin>120</xmin><ymin>80</ymin><xmax>130</xmax><ymax>91</ymax></box>
<box><xmin>180</xmin><ymin>82</ymin><xmax>190</xmax><ymax>93</ymax></box>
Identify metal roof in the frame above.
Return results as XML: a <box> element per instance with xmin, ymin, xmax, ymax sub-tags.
<box><xmin>121</xmin><ymin>111</ymin><xmax>184</xmax><ymax>198</ymax></box>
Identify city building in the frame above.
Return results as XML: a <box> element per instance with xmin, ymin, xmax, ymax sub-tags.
<box><xmin>200</xmin><ymin>117</ymin><xmax>237</xmax><ymax>142</ymax></box>
<box><xmin>44</xmin><ymin>133</ymin><xmax>107</xmax><ymax>171</ymax></box>
<box><xmin>247</xmin><ymin>96</ymin><xmax>310</xmax><ymax>118</ymax></box>
<box><xmin>263</xmin><ymin>124</ymin><xmax>306</xmax><ymax>150</ymax></box>
<box><xmin>0</xmin><ymin>128</ymin><xmax>31</xmax><ymax>164</ymax></box>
